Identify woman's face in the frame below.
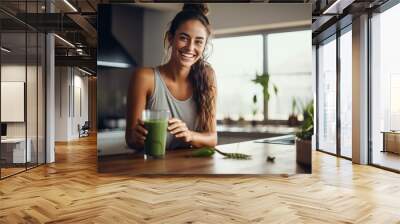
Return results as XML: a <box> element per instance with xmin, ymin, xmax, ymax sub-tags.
<box><xmin>169</xmin><ymin>19</ymin><xmax>208</xmax><ymax>68</ymax></box>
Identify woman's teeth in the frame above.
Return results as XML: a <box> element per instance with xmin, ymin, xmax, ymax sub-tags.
<box><xmin>181</xmin><ymin>52</ymin><xmax>195</xmax><ymax>58</ymax></box>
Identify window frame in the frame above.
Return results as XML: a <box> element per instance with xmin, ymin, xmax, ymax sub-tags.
<box><xmin>213</xmin><ymin>26</ymin><xmax>312</xmax><ymax>124</ymax></box>
<box><xmin>314</xmin><ymin>22</ymin><xmax>353</xmax><ymax>161</ymax></box>
<box><xmin>368</xmin><ymin>0</ymin><xmax>400</xmax><ymax>173</ymax></box>
<box><xmin>0</xmin><ymin>2</ymin><xmax>47</xmax><ymax>180</ymax></box>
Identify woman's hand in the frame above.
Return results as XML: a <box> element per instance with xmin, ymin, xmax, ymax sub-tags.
<box><xmin>168</xmin><ymin>118</ymin><xmax>193</xmax><ymax>143</ymax></box>
<box><xmin>132</xmin><ymin>119</ymin><xmax>148</xmax><ymax>147</ymax></box>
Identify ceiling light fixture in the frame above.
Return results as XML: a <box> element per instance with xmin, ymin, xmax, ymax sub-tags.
<box><xmin>63</xmin><ymin>0</ymin><xmax>78</xmax><ymax>12</ymax></box>
<box><xmin>78</xmin><ymin>67</ymin><xmax>93</xmax><ymax>76</ymax></box>
<box><xmin>1</xmin><ymin>47</ymin><xmax>11</xmax><ymax>53</ymax></box>
<box><xmin>322</xmin><ymin>0</ymin><xmax>354</xmax><ymax>15</ymax></box>
<box><xmin>97</xmin><ymin>61</ymin><xmax>130</xmax><ymax>68</ymax></box>
<box><xmin>54</xmin><ymin>34</ymin><xmax>75</xmax><ymax>48</ymax></box>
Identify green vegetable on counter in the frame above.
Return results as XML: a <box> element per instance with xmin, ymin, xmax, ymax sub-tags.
<box><xmin>214</xmin><ymin>148</ymin><xmax>252</xmax><ymax>160</ymax></box>
<box><xmin>190</xmin><ymin>147</ymin><xmax>251</xmax><ymax>160</ymax></box>
<box><xmin>191</xmin><ymin>148</ymin><xmax>215</xmax><ymax>157</ymax></box>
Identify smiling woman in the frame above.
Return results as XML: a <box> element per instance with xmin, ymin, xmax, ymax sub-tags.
<box><xmin>125</xmin><ymin>3</ymin><xmax>218</xmax><ymax>151</ymax></box>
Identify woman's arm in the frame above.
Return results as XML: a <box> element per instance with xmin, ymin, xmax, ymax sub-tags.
<box><xmin>168</xmin><ymin>66</ymin><xmax>218</xmax><ymax>148</ymax></box>
<box><xmin>190</xmin><ymin>130</ymin><xmax>217</xmax><ymax>148</ymax></box>
<box><xmin>125</xmin><ymin>68</ymin><xmax>154</xmax><ymax>149</ymax></box>
<box><xmin>168</xmin><ymin>118</ymin><xmax>217</xmax><ymax>148</ymax></box>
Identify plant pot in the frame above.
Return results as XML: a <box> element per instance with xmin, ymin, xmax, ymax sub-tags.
<box><xmin>288</xmin><ymin>115</ymin><xmax>299</xmax><ymax>126</ymax></box>
<box><xmin>251</xmin><ymin>120</ymin><xmax>257</xmax><ymax>126</ymax></box>
<box><xmin>238</xmin><ymin>118</ymin><xmax>246</xmax><ymax>126</ymax></box>
<box><xmin>222</xmin><ymin>118</ymin><xmax>233</xmax><ymax>125</ymax></box>
<box><xmin>296</xmin><ymin>138</ymin><xmax>311</xmax><ymax>167</ymax></box>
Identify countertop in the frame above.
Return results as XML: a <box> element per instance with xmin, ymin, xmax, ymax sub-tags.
<box><xmin>98</xmin><ymin>138</ymin><xmax>310</xmax><ymax>175</ymax></box>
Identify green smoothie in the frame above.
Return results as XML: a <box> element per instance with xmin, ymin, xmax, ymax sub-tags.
<box><xmin>144</xmin><ymin>119</ymin><xmax>168</xmax><ymax>159</ymax></box>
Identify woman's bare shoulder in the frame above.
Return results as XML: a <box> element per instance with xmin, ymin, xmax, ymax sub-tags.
<box><xmin>129</xmin><ymin>67</ymin><xmax>155</xmax><ymax>95</ymax></box>
<box><xmin>130</xmin><ymin>67</ymin><xmax>154</xmax><ymax>85</ymax></box>
<box><xmin>133</xmin><ymin>67</ymin><xmax>154</xmax><ymax>80</ymax></box>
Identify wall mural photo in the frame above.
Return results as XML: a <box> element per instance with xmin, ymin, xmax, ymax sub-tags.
<box><xmin>97</xmin><ymin>3</ymin><xmax>313</xmax><ymax>175</ymax></box>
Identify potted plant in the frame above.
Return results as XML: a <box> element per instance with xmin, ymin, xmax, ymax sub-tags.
<box><xmin>222</xmin><ymin>116</ymin><xmax>233</xmax><ymax>125</ymax></box>
<box><xmin>252</xmin><ymin>72</ymin><xmax>278</xmax><ymax>122</ymax></box>
<box><xmin>238</xmin><ymin>114</ymin><xmax>246</xmax><ymax>126</ymax></box>
<box><xmin>251</xmin><ymin>94</ymin><xmax>258</xmax><ymax>126</ymax></box>
<box><xmin>295</xmin><ymin>100</ymin><xmax>313</xmax><ymax>167</ymax></box>
<box><xmin>288</xmin><ymin>97</ymin><xmax>299</xmax><ymax>126</ymax></box>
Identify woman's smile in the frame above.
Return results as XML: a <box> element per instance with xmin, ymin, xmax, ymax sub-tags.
<box><xmin>179</xmin><ymin>50</ymin><xmax>197</xmax><ymax>61</ymax></box>
<box><xmin>168</xmin><ymin>19</ymin><xmax>208</xmax><ymax>67</ymax></box>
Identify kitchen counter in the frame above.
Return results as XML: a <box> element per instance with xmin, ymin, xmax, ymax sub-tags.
<box><xmin>216</xmin><ymin>124</ymin><xmax>297</xmax><ymax>145</ymax></box>
<box><xmin>98</xmin><ymin>138</ymin><xmax>310</xmax><ymax>175</ymax></box>
<box><xmin>217</xmin><ymin>124</ymin><xmax>297</xmax><ymax>134</ymax></box>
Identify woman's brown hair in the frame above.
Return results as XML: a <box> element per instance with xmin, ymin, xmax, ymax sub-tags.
<box><xmin>164</xmin><ymin>3</ymin><xmax>216</xmax><ymax>132</ymax></box>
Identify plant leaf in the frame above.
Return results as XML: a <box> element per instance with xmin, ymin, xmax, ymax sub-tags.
<box><xmin>273</xmin><ymin>84</ymin><xmax>278</xmax><ymax>95</ymax></box>
<box><xmin>214</xmin><ymin>148</ymin><xmax>251</xmax><ymax>160</ymax></box>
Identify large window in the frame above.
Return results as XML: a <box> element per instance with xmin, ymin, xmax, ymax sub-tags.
<box><xmin>317</xmin><ymin>36</ymin><xmax>337</xmax><ymax>154</ymax></box>
<box><xmin>370</xmin><ymin>2</ymin><xmax>400</xmax><ymax>171</ymax></box>
<box><xmin>267</xmin><ymin>30</ymin><xmax>313</xmax><ymax>120</ymax></box>
<box><xmin>339</xmin><ymin>28</ymin><xmax>352</xmax><ymax>158</ymax></box>
<box><xmin>316</xmin><ymin>26</ymin><xmax>353</xmax><ymax>159</ymax></box>
<box><xmin>208</xmin><ymin>30</ymin><xmax>312</xmax><ymax>121</ymax></box>
<box><xmin>208</xmin><ymin>35</ymin><xmax>264</xmax><ymax>121</ymax></box>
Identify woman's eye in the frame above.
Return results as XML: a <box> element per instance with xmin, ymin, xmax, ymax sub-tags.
<box><xmin>180</xmin><ymin>36</ymin><xmax>188</xmax><ymax>41</ymax></box>
<box><xmin>196</xmin><ymin>41</ymin><xmax>204</xmax><ymax>45</ymax></box>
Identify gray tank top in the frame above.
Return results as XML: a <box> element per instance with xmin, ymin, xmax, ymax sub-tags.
<box><xmin>146</xmin><ymin>67</ymin><xmax>198</xmax><ymax>150</ymax></box>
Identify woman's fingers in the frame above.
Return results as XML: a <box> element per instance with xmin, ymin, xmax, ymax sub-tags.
<box><xmin>168</xmin><ymin>119</ymin><xmax>187</xmax><ymax>132</ymax></box>
<box><xmin>168</xmin><ymin>118</ymin><xmax>180</xmax><ymax>124</ymax></box>
<box><xmin>168</xmin><ymin>119</ymin><xmax>180</xmax><ymax>130</ymax></box>
<box><xmin>136</xmin><ymin>124</ymin><xmax>148</xmax><ymax>136</ymax></box>
<box><xmin>167</xmin><ymin>118</ymin><xmax>192</xmax><ymax>142</ymax></box>
<box><xmin>135</xmin><ymin>130</ymin><xmax>146</xmax><ymax>139</ymax></box>
<box><xmin>168</xmin><ymin>118</ymin><xmax>186</xmax><ymax>130</ymax></box>
<box><xmin>133</xmin><ymin>120</ymin><xmax>147</xmax><ymax>145</ymax></box>
<box><xmin>136</xmin><ymin>138</ymin><xmax>145</xmax><ymax>145</ymax></box>
<box><xmin>176</xmin><ymin>131</ymin><xmax>192</xmax><ymax>142</ymax></box>
<box><xmin>134</xmin><ymin>131</ymin><xmax>145</xmax><ymax>145</ymax></box>
<box><xmin>170</xmin><ymin>126</ymin><xmax>188</xmax><ymax>135</ymax></box>
<box><xmin>138</xmin><ymin>119</ymin><xmax>145</xmax><ymax>127</ymax></box>
<box><xmin>175</xmin><ymin>132</ymin><xmax>187</xmax><ymax>138</ymax></box>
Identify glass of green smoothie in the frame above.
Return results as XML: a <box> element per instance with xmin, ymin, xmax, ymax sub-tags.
<box><xmin>142</xmin><ymin>109</ymin><xmax>170</xmax><ymax>159</ymax></box>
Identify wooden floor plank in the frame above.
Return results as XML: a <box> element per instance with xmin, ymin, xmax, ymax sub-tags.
<box><xmin>0</xmin><ymin>135</ymin><xmax>399</xmax><ymax>223</ymax></box>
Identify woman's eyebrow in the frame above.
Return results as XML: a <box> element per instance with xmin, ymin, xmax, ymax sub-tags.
<box><xmin>178</xmin><ymin>32</ymin><xmax>205</xmax><ymax>40</ymax></box>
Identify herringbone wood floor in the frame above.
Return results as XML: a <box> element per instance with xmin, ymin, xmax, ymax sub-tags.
<box><xmin>1</xmin><ymin>135</ymin><xmax>400</xmax><ymax>223</ymax></box>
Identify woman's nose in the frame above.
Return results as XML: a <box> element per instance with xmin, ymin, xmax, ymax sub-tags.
<box><xmin>186</xmin><ymin>40</ymin><xmax>196</xmax><ymax>51</ymax></box>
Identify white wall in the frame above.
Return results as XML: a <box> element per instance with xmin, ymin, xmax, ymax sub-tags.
<box><xmin>55</xmin><ymin>67</ymin><xmax>89</xmax><ymax>141</ymax></box>
<box><xmin>1</xmin><ymin>65</ymin><xmax>34</xmax><ymax>138</ymax></box>
<box><xmin>142</xmin><ymin>3</ymin><xmax>311</xmax><ymax>67</ymax></box>
<box><xmin>1</xmin><ymin>63</ymin><xmax>46</xmax><ymax>163</ymax></box>
<box><xmin>143</xmin><ymin>9</ymin><xmax>176</xmax><ymax>67</ymax></box>
<box><xmin>208</xmin><ymin>3</ymin><xmax>311</xmax><ymax>36</ymax></box>
<box><xmin>72</xmin><ymin>73</ymin><xmax>89</xmax><ymax>138</ymax></box>
<box><xmin>55</xmin><ymin>66</ymin><xmax>69</xmax><ymax>141</ymax></box>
